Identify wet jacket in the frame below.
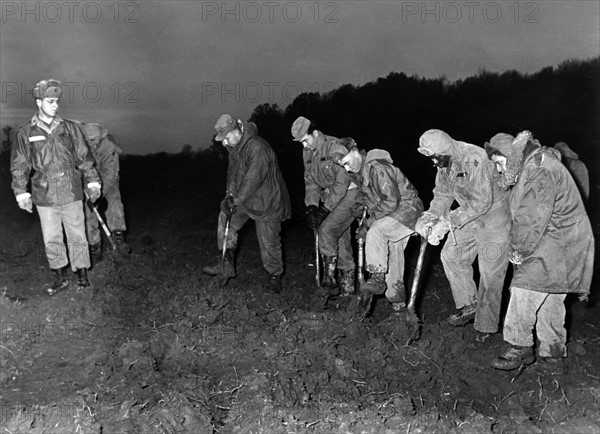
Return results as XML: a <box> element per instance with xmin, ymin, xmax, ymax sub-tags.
<box><xmin>358</xmin><ymin>150</ymin><xmax>423</xmax><ymax>230</ymax></box>
<box><xmin>87</xmin><ymin>125</ymin><xmax>123</xmax><ymax>192</ymax></box>
<box><xmin>226</xmin><ymin>121</ymin><xmax>291</xmax><ymax>222</ymax></box>
<box><xmin>11</xmin><ymin>115</ymin><xmax>100</xmax><ymax>206</ymax></box>
<box><xmin>509</xmin><ymin>146</ymin><xmax>594</xmax><ymax>295</ymax></box>
<box><xmin>303</xmin><ymin>132</ymin><xmax>353</xmax><ymax>211</ymax></box>
<box><xmin>428</xmin><ymin>137</ymin><xmax>510</xmax><ymax>230</ymax></box>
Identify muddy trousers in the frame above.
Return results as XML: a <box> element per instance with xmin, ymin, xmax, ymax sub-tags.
<box><xmin>441</xmin><ymin>226</ymin><xmax>509</xmax><ymax>333</ymax></box>
<box><xmin>318</xmin><ymin>189</ymin><xmax>358</xmax><ymax>270</ymax></box>
<box><xmin>503</xmin><ymin>287</ymin><xmax>567</xmax><ymax>358</ymax></box>
<box><xmin>216</xmin><ymin>210</ymin><xmax>284</xmax><ymax>276</ymax></box>
<box><xmin>37</xmin><ymin>201</ymin><xmax>90</xmax><ymax>271</ymax></box>
<box><xmin>365</xmin><ymin>217</ymin><xmax>414</xmax><ymax>303</ymax></box>
<box><xmin>85</xmin><ymin>183</ymin><xmax>127</xmax><ymax>245</ymax></box>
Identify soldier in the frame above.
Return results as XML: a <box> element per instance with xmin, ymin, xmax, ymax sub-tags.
<box><xmin>10</xmin><ymin>79</ymin><xmax>101</xmax><ymax>294</ymax></box>
<box><xmin>203</xmin><ymin>114</ymin><xmax>291</xmax><ymax>292</ymax></box>
<box><xmin>291</xmin><ymin>117</ymin><xmax>357</xmax><ymax>297</ymax></box>
<box><xmin>332</xmin><ymin>139</ymin><xmax>423</xmax><ymax>311</ymax></box>
<box><xmin>79</xmin><ymin>122</ymin><xmax>130</xmax><ymax>262</ymax></box>
<box><xmin>414</xmin><ymin>129</ymin><xmax>511</xmax><ymax>342</ymax></box>
<box><xmin>486</xmin><ymin>131</ymin><xmax>594</xmax><ymax>371</ymax></box>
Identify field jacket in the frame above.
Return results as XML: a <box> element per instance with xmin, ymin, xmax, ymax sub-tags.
<box><xmin>509</xmin><ymin>146</ymin><xmax>594</xmax><ymax>294</ymax></box>
<box><xmin>11</xmin><ymin>114</ymin><xmax>100</xmax><ymax>206</ymax></box>
<box><xmin>226</xmin><ymin>121</ymin><xmax>291</xmax><ymax>222</ymax></box>
<box><xmin>87</xmin><ymin>125</ymin><xmax>123</xmax><ymax>192</ymax></box>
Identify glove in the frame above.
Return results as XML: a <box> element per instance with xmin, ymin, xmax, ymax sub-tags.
<box><xmin>579</xmin><ymin>294</ymin><xmax>589</xmax><ymax>303</ymax></box>
<box><xmin>220</xmin><ymin>195</ymin><xmax>236</xmax><ymax>217</ymax></box>
<box><xmin>87</xmin><ymin>186</ymin><xmax>101</xmax><ymax>203</ymax></box>
<box><xmin>508</xmin><ymin>249</ymin><xmax>523</xmax><ymax>265</ymax></box>
<box><xmin>314</xmin><ymin>206</ymin><xmax>330</xmax><ymax>228</ymax></box>
<box><xmin>18</xmin><ymin>196</ymin><xmax>33</xmax><ymax>213</ymax></box>
<box><xmin>306</xmin><ymin>205</ymin><xmax>319</xmax><ymax>229</ymax></box>
<box><xmin>427</xmin><ymin>217</ymin><xmax>450</xmax><ymax>246</ymax></box>
<box><xmin>415</xmin><ymin>212</ymin><xmax>438</xmax><ymax>237</ymax></box>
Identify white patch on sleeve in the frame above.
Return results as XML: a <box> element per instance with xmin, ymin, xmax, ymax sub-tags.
<box><xmin>28</xmin><ymin>136</ymin><xmax>46</xmax><ymax>142</ymax></box>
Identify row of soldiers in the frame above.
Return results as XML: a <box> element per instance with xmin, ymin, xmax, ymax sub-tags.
<box><xmin>202</xmin><ymin>113</ymin><xmax>594</xmax><ymax>372</ymax></box>
<box><xmin>10</xmin><ymin>79</ymin><xmax>129</xmax><ymax>293</ymax></box>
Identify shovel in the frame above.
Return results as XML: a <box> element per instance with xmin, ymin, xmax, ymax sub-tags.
<box><xmin>314</xmin><ymin>230</ymin><xmax>321</xmax><ymax>287</ymax></box>
<box><xmin>352</xmin><ymin>207</ymin><xmax>373</xmax><ymax>321</ymax></box>
<box><xmin>85</xmin><ymin>191</ymin><xmax>117</xmax><ymax>252</ymax></box>
<box><xmin>219</xmin><ymin>214</ymin><xmax>232</xmax><ymax>287</ymax></box>
<box><xmin>404</xmin><ymin>229</ymin><xmax>430</xmax><ymax>343</ymax></box>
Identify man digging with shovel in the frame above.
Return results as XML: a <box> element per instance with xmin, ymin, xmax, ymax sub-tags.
<box><xmin>331</xmin><ymin>139</ymin><xmax>423</xmax><ymax>321</ymax></box>
<box><xmin>203</xmin><ymin>115</ymin><xmax>291</xmax><ymax>292</ymax></box>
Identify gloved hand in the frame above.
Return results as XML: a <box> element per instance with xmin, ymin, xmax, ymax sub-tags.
<box><xmin>314</xmin><ymin>206</ymin><xmax>330</xmax><ymax>228</ymax></box>
<box><xmin>425</xmin><ymin>218</ymin><xmax>447</xmax><ymax>245</ymax></box>
<box><xmin>508</xmin><ymin>249</ymin><xmax>524</xmax><ymax>265</ymax></box>
<box><xmin>87</xmin><ymin>186</ymin><xmax>101</xmax><ymax>203</ymax></box>
<box><xmin>306</xmin><ymin>205</ymin><xmax>319</xmax><ymax>229</ymax></box>
<box><xmin>18</xmin><ymin>196</ymin><xmax>33</xmax><ymax>213</ymax></box>
<box><xmin>579</xmin><ymin>293</ymin><xmax>589</xmax><ymax>303</ymax></box>
<box><xmin>220</xmin><ymin>195</ymin><xmax>236</xmax><ymax>217</ymax></box>
<box><xmin>415</xmin><ymin>212</ymin><xmax>438</xmax><ymax>237</ymax></box>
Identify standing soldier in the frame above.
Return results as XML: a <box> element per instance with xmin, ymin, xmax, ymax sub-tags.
<box><xmin>486</xmin><ymin>131</ymin><xmax>594</xmax><ymax>371</ymax></box>
<box><xmin>332</xmin><ymin>139</ymin><xmax>423</xmax><ymax>312</ymax></box>
<box><xmin>291</xmin><ymin>117</ymin><xmax>357</xmax><ymax>297</ymax></box>
<box><xmin>203</xmin><ymin>114</ymin><xmax>291</xmax><ymax>292</ymax></box>
<box><xmin>10</xmin><ymin>79</ymin><xmax>102</xmax><ymax>294</ymax></box>
<box><xmin>414</xmin><ymin>129</ymin><xmax>511</xmax><ymax>342</ymax></box>
<box><xmin>79</xmin><ymin>122</ymin><xmax>130</xmax><ymax>262</ymax></box>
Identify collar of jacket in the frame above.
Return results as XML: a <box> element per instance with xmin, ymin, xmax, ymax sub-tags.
<box><xmin>31</xmin><ymin>113</ymin><xmax>63</xmax><ymax>134</ymax></box>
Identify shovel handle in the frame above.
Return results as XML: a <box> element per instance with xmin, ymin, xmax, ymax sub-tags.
<box><xmin>407</xmin><ymin>229</ymin><xmax>430</xmax><ymax>311</ymax></box>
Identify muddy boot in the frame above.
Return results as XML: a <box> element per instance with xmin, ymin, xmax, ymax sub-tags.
<box><xmin>338</xmin><ymin>269</ymin><xmax>355</xmax><ymax>297</ymax></box>
<box><xmin>265</xmin><ymin>274</ymin><xmax>282</xmax><ymax>294</ymax></box>
<box><xmin>321</xmin><ymin>255</ymin><xmax>339</xmax><ymax>296</ymax></box>
<box><xmin>77</xmin><ymin>268</ymin><xmax>90</xmax><ymax>289</ymax></box>
<box><xmin>90</xmin><ymin>243</ymin><xmax>102</xmax><ymax>265</ymax></box>
<box><xmin>114</xmin><ymin>230</ymin><xmax>132</xmax><ymax>255</ymax></box>
<box><xmin>359</xmin><ymin>272</ymin><xmax>386</xmax><ymax>295</ymax></box>
<box><xmin>203</xmin><ymin>249</ymin><xmax>236</xmax><ymax>278</ymax></box>
<box><xmin>491</xmin><ymin>345</ymin><xmax>535</xmax><ymax>371</ymax></box>
<box><xmin>47</xmin><ymin>266</ymin><xmax>69</xmax><ymax>296</ymax></box>
<box><xmin>447</xmin><ymin>304</ymin><xmax>477</xmax><ymax>326</ymax></box>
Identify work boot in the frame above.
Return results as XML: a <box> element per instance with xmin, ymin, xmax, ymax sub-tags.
<box><xmin>89</xmin><ymin>243</ymin><xmax>102</xmax><ymax>265</ymax></box>
<box><xmin>359</xmin><ymin>272</ymin><xmax>386</xmax><ymax>295</ymax></box>
<box><xmin>338</xmin><ymin>269</ymin><xmax>355</xmax><ymax>297</ymax></box>
<box><xmin>203</xmin><ymin>249</ymin><xmax>236</xmax><ymax>278</ymax></box>
<box><xmin>77</xmin><ymin>268</ymin><xmax>90</xmax><ymax>289</ymax></box>
<box><xmin>265</xmin><ymin>274</ymin><xmax>282</xmax><ymax>294</ymax></box>
<box><xmin>491</xmin><ymin>345</ymin><xmax>535</xmax><ymax>371</ymax></box>
<box><xmin>47</xmin><ymin>266</ymin><xmax>69</xmax><ymax>295</ymax></box>
<box><xmin>321</xmin><ymin>255</ymin><xmax>339</xmax><ymax>295</ymax></box>
<box><xmin>447</xmin><ymin>304</ymin><xmax>477</xmax><ymax>326</ymax></box>
<box><xmin>114</xmin><ymin>230</ymin><xmax>132</xmax><ymax>254</ymax></box>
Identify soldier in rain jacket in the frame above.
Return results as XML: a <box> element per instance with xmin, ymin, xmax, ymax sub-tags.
<box><xmin>332</xmin><ymin>140</ymin><xmax>423</xmax><ymax>311</ymax></box>
<box><xmin>291</xmin><ymin>117</ymin><xmax>358</xmax><ymax>297</ymax></box>
<box><xmin>78</xmin><ymin>122</ymin><xmax>130</xmax><ymax>261</ymax></box>
<box><xmin>415</xmin><ymin>129</ymin><xmax>511</xmax><ymax>342</ymax></box>
<box><xmin>203</xmin><ymin>114</ymin><xmax>291</xmax><ymax>293</ymax></box>
<box><xmin>486</xmin><ymin>131</ymin><xmax>594</xmax><ymax>371</ymax></box>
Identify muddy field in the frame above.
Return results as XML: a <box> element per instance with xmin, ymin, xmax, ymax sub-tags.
<box><xmin>1</xmin><ymin>155</ymin><xmax>599</xmax><ymax>434</ymax></box>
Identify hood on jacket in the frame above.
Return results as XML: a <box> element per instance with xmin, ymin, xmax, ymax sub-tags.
<box><xmin>238</xmin><ymin>121</ymin><xmax>258</xmax><ymax>146</ymax></box>
<box><xmin>418</xmin><ymin>129</ymin><xmax>457</xmax><ymax>157</ymax></box>
<box><xmin>554</xmin><ymin>142</ymin><xmax>579</xmax><ymax>160</ymax></box>
<box><xmin>81</xmin><ymin>123</ymin><xmax>109</xmax><ymax>144</ymax></box>
<box><xmin>365</xmin><ymin>149</ymin><xmax>393</xmax><ymax>164</ymax></box>
<box><xmin>486</xmin><ymin>130</ymin><xmax>541</xmax><ymax>187</ymax></box>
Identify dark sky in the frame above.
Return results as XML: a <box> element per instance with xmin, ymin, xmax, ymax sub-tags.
<box><xmin>1</xmin><ymin>1</ymin><xmax>599</xmax><ymax>154</ymax></box>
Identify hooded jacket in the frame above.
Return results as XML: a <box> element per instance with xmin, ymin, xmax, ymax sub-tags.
<box><xmin>422</xmin><ymin>130</ymin><xmax>509</xmax><ymax>230</ymax></box>
<box><xmin>11</xmin><ymin>115</ymin><xmax>100</xmax><ymax>206</ymax></box>
<box><xmin>508</xmin><ymin>145</ymin><xmax>594</xmax><ymax>295</ymax></box>
<box><xmin>82</xmin><ymin>124</ymin><xmax>123</xmax><ymax>192</ymax></box>
<box><xmin>358</xmin><ymin>149</ymin><xmax>423</xmax><ymax>230</ymax></box>
<box><xmin>226</xmin><ymin>121</ymin><xmax>291</xmax><ymax>222</ymax></box>
<box><xmin>303</xmin><ymin>132</ymin><xmax>353</xmax><ymax>211</ymax></box>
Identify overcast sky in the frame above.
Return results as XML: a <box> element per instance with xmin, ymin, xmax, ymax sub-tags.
<box><xmin>1</xmin><ymin>1</ymin><xmax>599</xmax><ymax>154</ymax></box>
